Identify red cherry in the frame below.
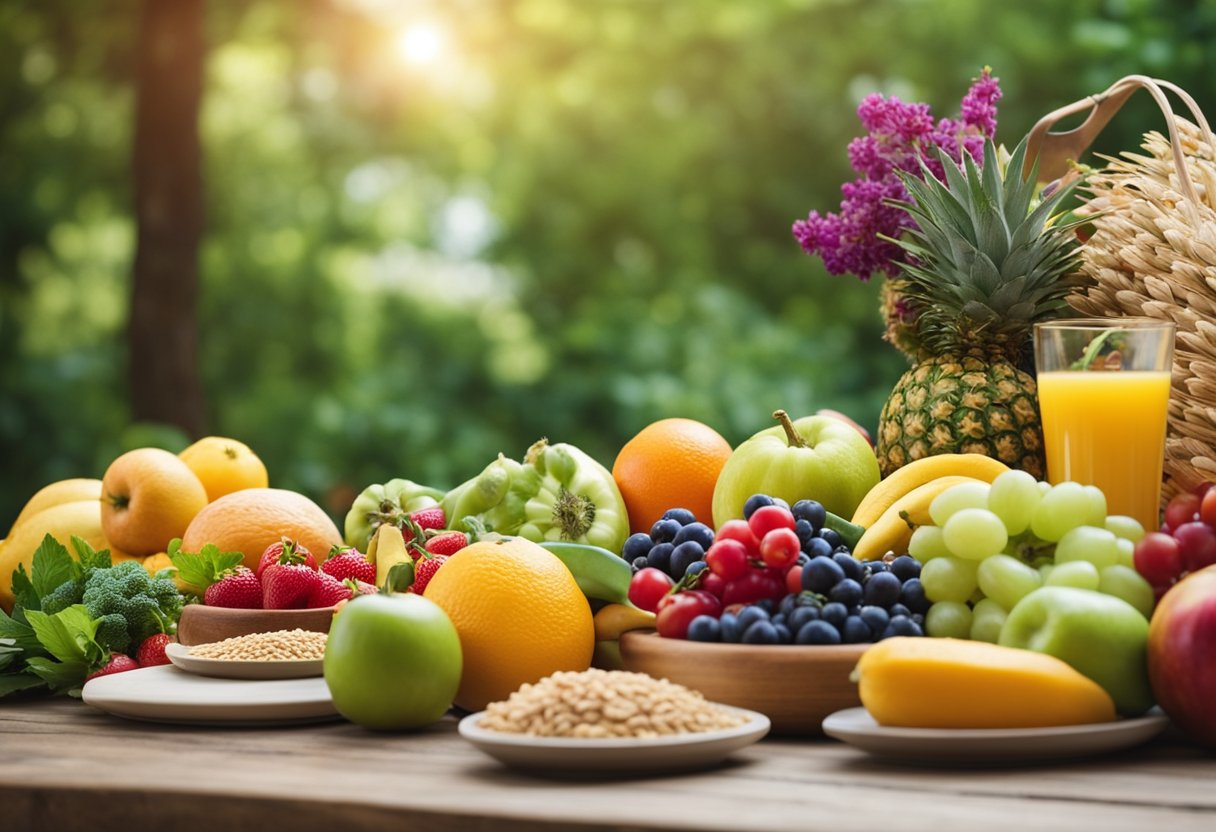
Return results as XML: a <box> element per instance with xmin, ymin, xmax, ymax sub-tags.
<box><xmin>627</xmin><ymin>568</ymin><xmax>674</xmax><ymax>613</ymax></box>
<box><xmin>759</xmin><ymin>528</ymin><xmax>801</xmax><ymax>569</ymax></box>
<box><xmin>1164</xmin><ymin>492</ymin><xmax>1201</xmax><ymax>530</ymax></box>
<box><xmin>748</xmin><ymin>505</ymin><xmax>796</xmax><ymax>541</ymax></box>
<box><xmin>716</xmin><ymin>519</ymin><xmax>760</xmax><ymax>556</ymax></box>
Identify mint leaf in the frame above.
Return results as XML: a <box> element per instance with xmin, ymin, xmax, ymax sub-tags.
<box><xmin>30</xmin><ymin>535</ymin><xmax>74</xmax><ymax>599</ymax></box>
<box><xmin>0</xmin><ymin>606</ymin><xmax>42</xmax><ymax>656</ymax></box>
<box><xmin>24</xmin><ymin>656</ymin><xmax>88</xmax><ymax>697</ymax></box>
<box><xmin>69</xmin><ymin>536</ymin><xmax>112</xmax><ymax>575</ymax></box>
<box><xmin>0</xmin><ymin>672</ymin><xmax>45</xmax><ymax>698</ymax></box>
<box><xmin>24</xmin><ymin>605</ymin><xmax>104</xmax><ymax>666</ymax></box>
<box><xmin>169</xmin><ymin>541</ymin><xmax>245</xmax><ymax>591</ymax></box>
<box><xmin>11</xmin><ymin>565</ymin><xmax>39</xmax><ymax>612</ymax></box>
<box><xmin>0</xmin><ymin>638</ymin><xmax>20</xmax><ymax>671</ymax></box>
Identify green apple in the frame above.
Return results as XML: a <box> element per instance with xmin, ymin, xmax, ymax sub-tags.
<box><xmin>711</xmin><ymin>410</ymin><xmax>880</xmax><ymax>527</ymax></box>
<box><xmin>999</xmin><ymin>586</ymin><xmax>1151</xmax><ymax>715</ymax></box>
<box><xmin>323</xmin><ymin>593</ymin><xmax>463</xmax><ymax>730</ymax></box>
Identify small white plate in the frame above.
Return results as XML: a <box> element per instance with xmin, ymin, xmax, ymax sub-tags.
<box><xmin>458</xmin><ymin>706</ymin><xmax>770</xmax><ymax>774</ymax></box>
<box><xmin>165</xmin><ymin>642</ymin><xmax>324</xmax><ymax>680</ymax></box>
<box><xmin>822</xmin><ymin>707</ymin><xmax>1169</xmax><ymax>763</ymax></box>
<box><xmin>82</xmin><ymin>664</ymin><xmax>338</xmax><ymax>726</ymax></box>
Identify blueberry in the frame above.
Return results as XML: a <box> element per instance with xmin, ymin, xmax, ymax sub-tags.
<box><xmin>755</xmin><ymin>598</ymin><xmax>777</xmax><ymax>614</ymax></box>
<box><xmin>684</xmin><ymin>560</ymin><xmax>708</xmax><ymax>579</ymax></box>
<box><xmin>889</xmin><ymin>603</ymin><xmax>912</xmax><ymax>618</ymax></box>
<box><xmin>778</xmin><ymin>594</ymin><xmax>798</xmax><ymax>616</ymax></box>
<box><xmin>865</xmin><ymin>560</ymin><xmax>889</xmax><ymax>574</ymax></box>
<box><xmin>622</xmin><ymin>532</ymin><xmax>654</xmax><ymax>561</ymax></box>
<box><xmin>794</xmin><ymin>591</ymin><xmax>822</xmax><ymax>608</ymax></box>
<box><xmin>742</xmin><ymin>620</ymin><xmax>781</xmax><ymax>645</ymax></box>
<box><xmin>859</xmin><ymin>605</ymin><xmax>890</xmax><ymax>634</ymax></box>
<box><xmin>774</xmin><ymin>624</ymin><xmax>792</xmax><ymax>644</ymax></box>
<box><xmin>821</xmin><ymin>601</ymin><xmax>848</xmax><ymax>627</ymax></box>
<box><xmin>787</xmin><ymin>605</ymin><xmax>821</xmax><ymax>632</ymax></box>
<box><xmin>842</xmin><ymin>615</ymin><xmax>872</xmax><ymax>644</ymax></box>
<box><xmin>802</xmin><ymin>556</ymin><xmax>845</xmax><ymax>594</ymax></box>
<box><xmin>832</xmin><ymin>545</ymin><xmax>853</xmax><ymax>555</ymax></box>
<box><xmin>662</xmin><ymin>507</ymin><xmax>698</xmax><ymax>526</ymax></box>
<box><xmin>792</xmin><ymin>499</ymin><xmax>826</xmax><ymax>531</ymax></box>
<box><xmin>829</xmin><ymin>578</ymin><xmax>863</xmax><ymax>607</ymax></box>
<box><xmin>771</xmin><ymin>612</ymin><xmax>787</xmax><ymax>629</ymax></box>
<box><xmin>882</xmin><ymin>615</ymin><xmax>922</xmax><ymax>639</ymax></box>
<box><xmin>742</xmin><ymin>494</ymin><xmax>775</xmax><ymax>519</ymax></box>
<box><xmin>864</xmin><ymin>571</ymin><xmax>902</xmax><ymax>608</ymax></box>
<box><xmin>735</xmin><ymin>605</ymin><xmax>770</xmax><ymax>632</ymax></box>
<box><xmin>673</xmin><ymin>522</ymin><xmax>715</xmax><ymax>550</ymax></box>
<box><xmin>670</xmin><ymin>541</ymin><xmax>706</xmax><ymax>577</ymax></box>
<box><xmin>804</xmin><ymin>537</ymin><xmax>833</xmax><ymax>560</ymax></box>
<box><xmin>911</xmin><ymin>613</ymin><xmax>925</xmax><ymax>626</ymax></box>
<box><xmin>795</xmin><ymin>519</ymin><xmax>817</xmax><ymax>549</ymax></box>
<box><xmin>650</xmin><ymin>518</ymin><xmax>682</xmax><ymax>544</ymax></box>
<box><xmin>795</xmin><ymin>552</ymin><xmax>810</xmax><ymax>567</ymax></box>
<box><xmin>630</xmin><ymin>556</ymin><xmax>649</xmax><ymax>572</ymax></box>
<box><xmin>687</xmin><ymin>615</ymin><xmax>721</xmax><ymax>642</ymax></box>
<box><xmin>890</xmin><ymin>555</ymin><xmax>922</xmax><ymax>582</ymax></box>
<box><xmin>833</xmin><ymin>552</ymin><xmax>864</xmax><ymax>582</ymax></box>
<box><xmin>796</xmin><ymin>620</ymin><xmax>842</xmax><ymax>645</ymax></box>
<box><xmin>719</xmin><ymin>612</ymin><xmax>741</xmax><ymax>643</ymax></box>
<box><xmin>772</xmin><ymin>497</ymin><xmax>790</xmax><ymax>510</ymax></box>
<box><xmin>900</xmin><ymin>578</ymin><xmax>931</xmax><ymax>615</ymax></box>
<box><xmin>646</xmin><ymin>542</ymin><xmax>674</xmax><ymax>573</ymax></box>
<box><xmin>818</xmin><ymin>528</ymin><xmax>843</xmax><ymax>549</ymax></box>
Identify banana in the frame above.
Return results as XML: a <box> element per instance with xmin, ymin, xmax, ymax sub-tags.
<box><xmin>851</xmin><ymin>454</ymin><xmax>1009</xmax><ymax>529</ymax></box>
<box><xmin>852</xmin><ymin>475</ymin><xmax>983</xmax><ymax>562</ymax></box>
<box><xmin>593</xmin><ymin>602</ymin><xmax>656</xmax><ymax>642</ymax></box>
<box><xmin>372</xmin><ymin>524</ymin><xmax>414</xmax><ymax>592</ymax></box>
<box><xmin>8</xmin><ymin>478</ymin><xmax>103</xmax><ymax>537</ymax></box>
<box><xmin>539</xmin><ymin>541</ymin><xmax>632</xmax><ymax>605</ymax></box>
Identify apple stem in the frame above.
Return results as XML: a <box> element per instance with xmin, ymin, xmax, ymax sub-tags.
<box><xmin>772</xmin><ymin>410</ymin><xmax>807</xmax><ymax>449</ymax></box>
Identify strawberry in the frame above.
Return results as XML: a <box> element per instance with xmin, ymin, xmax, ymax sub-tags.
<box><xmin>204</xmin><ymin>566</ymin><xmax>263</xmax><ymax>609</ymax></box>
<box><xmin>136</xmin><ymin>633</ymin><xmax>174</xmax><ymax>667</ymax></box>
<box><xmin>424</xmin><ymin>530</ymin><xmax>468</xmax><ymax>557</ymax></box>
<box><xmin>256</xmin><ymin>538</ymin><xmax>317</xmax><ymax>578</ymax></box>
<box><xmin>347</xmin><ymin>579</ymin><xmax>378</xmax><ymax>597</ymax></box>
<box><xmin>310</xmin><ymin>572</ymin><xmax>354</xmax><ymax>608</ymax></box>
<box><xmin>86</xmin><ymin>654</ymin><xmax>140</xmax><ymax>681</ymax></box>
<box><xmin>410</xmin><ymin>506</ymin><xmax>447</xmax><ymax>531</ymax></box>
<box><xmin>322</xmin><ymin>546</ymin><xmax>376</xmax><ymax>584</ymax></box>
<box><xmin>263</xmin><ymin>562</ymin><xmax>322</xmax><ymax>610</ymax></box>
<box><xmin>399</xmin><ymin>507</ymin><xmax>448</xmax><ymax>556</ymax></box>
<box><xmin>410</xmin><ymin>554</ymin><xmax>448</xmax><ymax>595</ymax></box>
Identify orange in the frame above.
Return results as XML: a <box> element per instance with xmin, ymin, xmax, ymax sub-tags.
<box><xmin>423</xmin><ymin>537</ymin><xmax>594</xmax><ymax>710</ymax></box>
<box><xmin>178</xmin><ymin>436</ymin><xmax>269</xmax><ymax>502</ymax></box>
<box><xmin>180</xmin><ymin>487</ymin><xmax>343</xmax><ymax>571</ymax></box>
<box><xmin>611</xmin><ymin>418</ymin><xmax>733</xmax><ymax>535</ymax></box>
<box><xmin>101</xmin><ymin>448</ymin><xmax>209</xmax><ymax>557</ymax></box>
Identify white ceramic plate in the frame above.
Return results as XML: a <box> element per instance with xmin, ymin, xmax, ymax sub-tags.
<box><xmin>458</xmin><ymin>705</ymin><xmax>770</xmax><ymax>774</ymax></box>
<box><xmin>82</xmin><ymin>664</ymin><xmax>339</xmax><ymax>726</ymax></box>
<box><xmin>164</xmin><ymin>642</ymin><xmax>324</xmax><ymax>680</ymax></box>
<box><xmin>822</xmin><ymin>707</ymin><xmax>1169</xmax><ymax>763</ymax></box>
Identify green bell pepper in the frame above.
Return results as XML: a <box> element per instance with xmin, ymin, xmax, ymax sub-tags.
<box><xmin>344</xmin><ymin>478</ymin><xmax>446</xmax><ymax>550</ymax></box>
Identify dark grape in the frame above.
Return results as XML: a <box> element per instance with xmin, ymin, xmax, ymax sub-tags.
<box><xmin>804</xmin><ymin>537</ymin><xmax>833</xmax><ymax>559</ymax></box>
<box><xmin>684</xmin><ymin>560</ymin><xmax>708</xmax><ymax>579</ymax></box>
<box><xmin>742</xmin><ymin>620</ymin><xmax>780</xmax><ymax>645</ymax></box>
<box><xmin>833</xmin><ymin>552</ymin><xmax>864</xmax><ymax>582</ymax></box>
<box><xmin>687</xmin><ymin>615</ymin><xmax>721</xmax><ymax>642</ymax></box>
<box><xmin>821</xmin><ymin>602</ymin><xmax>848</xmax><ymax>627</ymax></box>
<box><xmin>719</xmin><ymin>612</ymin><xmax>741</xmax><ymax>643</ymax></box>
<box><xmin>882</xmin><ymin>615</ymin><xmax>922</xmax><ymax>639</ymax></box>
<box><xmin>890</xmin><ymin>555</ymin><xmax>921</xmax><ymax>581</ymax></box>
<box><xmin>771</xmin><ymin>612</ymin><xmax>787</xmax><ymax>629</ymax></box>
<box><xmin>743</xmin><ymin>494</ymin><xmax>775</xmax><ymax>519</ymax></box>
<box><xmin>673</xmin><ymin>522</ymin><xmax>715</xmax><ymax>549</ymax></box>
<box><xmin>865</xmin><ymin>560</ymin><xmax>889</xmax><ymax>573</ymax></box>
<box><xmin>829</xmin><ymin>578</ymin><xmax>863</xmax><ymax>607</ymax></box>
<box><xmin>889</xmin><ymin>603</ymin><xmax>911</xmax><ymax>618</ymax></box>
<box><xmin>755</xmin><ymin>598</ymin><xmax>776</xmax><ymax>614</ymax></box>
<box><xmin>670</xmin><ymin>541</ymin><xmax>706</xmax><ymax>577</ymax></box>
<box><xmin>736</xmin><ymin>605</ymin><xmax>770</xmax><ymax>632</ymax></box>
<box><xmin>899</xmin><ymin>578</ymin><xmax>931</xmax><ymax>615</ymax></box>
<box><xmin>859</xmin><ymin>605</ymin><xmax>890</xmax><ymax>635</ymax></box>
<box><xmin>787</xmin><ymin>605</ymin><xmax>821</xmax><ymax>632</ymax></box>
<box><xmin>650</xmin><ymin>519</ymin><xmax>681</xmax><ymax>544</ymax></box>
<box><xmin>778</xmin><ymin>594</ymin><xmax>798</xmax><ymax>616</ymax></box>
<box><xmin>774</xmin><ymin>624</ymin><xmax>792</xmax><ymax>644</ymax></box>
<box><xmin>662</xmin><ymin>508</ymin><xmax>698</xmax><ymax>526</ymax></box>
<box><xmin>842</xmin><ymin>615</ymin><xmax>872</xmax><ymax>644</ymax></box>
<box><xmin>863</xmin><ymin>571</ymin><xmax>902</xmax><ymax>607</ymax></box>
<box><xmin>646</xmin><ymin>542</ymin><xmax>674</xmax><ymax>573</ymax></box>
<box><xmin>803</xmin><ymin>556</ymin><xmax>845</xmax><ymax>593</ymax></box>
<box><xmin>818</xmin><ymin>528</ymin><xmax>843</xmax><ymax>549</ymax></box>
<box><xmin>630</xmin><ymin>556</ymin><xmax>649</xmax><ymax>572</ymax></box>
<box><xmin>623</xmin><ymin>533</ymin><xmax>654</xmax><ymax>561</ymax></box>
<box><xmin>795</xmin><ymin>519</ymin><xmax>817</xmax><ymax>549</ymax></box>
<box><xmin>795</xmin><ymin>552</ymin><xmax>810</xmax><ymax>567</ymax></box>
<box><xmin>796</xmin><ymin>620</ymin><xmax>842</xmax><ymax>645</ymax></box>
<box><xmin>792</xmin><ymin>499</ymin><xmax>826</xmax><ymax>531</ymax></box>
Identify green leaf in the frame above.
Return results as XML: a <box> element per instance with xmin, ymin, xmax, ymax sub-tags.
<box><xmin>24</xmin><ymin>605</ymin><xmax>104</xmax><ymax>666</ymax></box>
<box><xmin>0</xmin><ymin>606</ymin><xmax>43</xmax><ymax>656</ymax></box>
<box><xmin>30</xmin><ymin>534</ymin><xmax>74</xmax><ymax>599</ymax></box>
<box><xmin>11</xmin><ymin>565</ymin><xmax>39</xmax><ymax>612</ymax></box>
<box><xmin>24</xmin><ymin>656</ymin><xmax>88</xmax><ymax>696</ymax></box>
<box><xmin>169</xmin><ymin>541</ymin><xmax>245</xmax><ymax>591</ymax></box>
<box><xmin>384</xmin><ymin>560</ymin><xmax>415</xmax><ymax>593</ymax></box>
<box><xmin>0</xmin><ymin>671</ymin><xmax>46</xmax><ymax>698</ymax></box>
<box><xmin>70</xmin><ymin>536</ymin><xmax>112</xmax><ymax>575</ymax></box>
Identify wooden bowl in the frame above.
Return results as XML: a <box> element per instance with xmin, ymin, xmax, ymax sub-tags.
<box><xmin>176</xmin><ymin>604</ymin><xmax>336</xmax><ymax>647</ymax></box>
<box><xmin>619</xmin><ymin>631</ymin><xmax>867</xmax><ymax>736</ymax></box>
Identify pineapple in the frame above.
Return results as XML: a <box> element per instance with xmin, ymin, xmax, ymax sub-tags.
<box><xmin>876</xmin><ymin>138</ymin><xmax>1084</xmax><ymax>479</ymax></box>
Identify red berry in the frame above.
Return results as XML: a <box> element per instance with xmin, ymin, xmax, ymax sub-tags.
<box><xmin>411</xmin><ymin>554</ymin><xmax>449</xmax><ymax>595</ymax></box>
<box><xmin>424</xmin><ymin>531</ymin><xmax>469</xmax><ymax>558</ymax></box>
<box><xmin>699</xmin><ymin>571</ymin><xmax>726</xmax><ymax>599</ymax></box>
<box><xmin>256</xmin><ymin>538</ymin><xmax>317</xmax><ymax>578</ymax></box>
<box><xmin>1164</xmin><ymin>492</ymin><xmax>1201</xmax><ymax>530</ymax></box>
<box><xmin>263</xmin><ymin>562</ymin><xmax>322</xmax><ymax>610</ymax></box>
<box><xmin>655</xmin><ymin>591</ymin><xmax>722</xmax><ymax>639</ymax></box>
<box><xmin>1201</xmin><ymin>487</ymin><xmax>1216</xmax><ymax>529</ymax></box>
<box><xmin>310</xmin><ymin>572</ymin><xmax>354</xmax><ymax>607</ymax></box>
<box><xmin>1134</xmin><ymin>532</ymin><xmax>1182</xmax><ymax>587</ymax></box>
<box><xmin>1174</xmin><ymin>521</ymin><xmax>1216</xmax><ymax>574</ymax></box>
<box><xmin>715</xmin><ymin>519</ymin><xmax>760</xmax><ymax>556</ymax></box>
<box><xmin>86</xmin><ymin>654</ymin><xmax>140</xmax><ymax>681</ymax></box>
<box><xmin>628</xmin><ymin>567</ymin><xmax>674</xmax><ymax>613</ymax></box>
<box><xmin>705</xmin><ymin>539</ymin><xmax>749</xmax><ymax>581</ymax></box>
<box><xmin>321</xmin><ymin>547</ymin><xmax>376</xmax><ymax>584</ymax></box>
<box><xmin>204</xmin><ymin>567</ymin><xmax>263</xmax><ymax>609</ymax></box>
<box><xmin>785</xmin><ymin>563</ymin><xmax>804</xmax><ymax>596</ymax></box>
<box><xmin>136</xmin><ymin>634</ymin><xmax>174</xmax><ymax>667</ymax></box>
<box><xmin>720</xmin><ymin>571</ymin><xmax>784</xmax><ymax>607</ymax></box>
<box><xmin>748</xmin><ymin>505</ymin><xmax>796</xmax><ymax>541</ymax></box>
<box><xmin>759</xmin><ymin>528</ymin><xmax>800</xmax><ymax>569</ymax></box>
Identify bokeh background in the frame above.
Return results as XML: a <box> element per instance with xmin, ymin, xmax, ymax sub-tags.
<box><xmin>2</xmin><ymin>0</ymin><xmax>1214</xmax><ymax>528</ymax></box>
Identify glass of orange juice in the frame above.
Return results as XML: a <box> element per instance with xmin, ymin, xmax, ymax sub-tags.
<box><xmin>1033</xmin><ymin>318</ymin><xmax>1176</xmax><ymax>530</ymax></box>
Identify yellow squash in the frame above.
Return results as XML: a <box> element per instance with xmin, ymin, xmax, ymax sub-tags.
<box><xmin>855</xmin><ymin>637</ymin><xmax>1116</xmax><ymax>729</ymax></box>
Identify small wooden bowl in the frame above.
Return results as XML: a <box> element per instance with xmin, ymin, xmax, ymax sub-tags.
<box><xmin>176</xmin><ymin>604</ymin><xmax>336</xmax><ymax>647</ymax></box>
<box><xmin>619</xmin><ymin>631</ymin><xmax>867</xmax><ymax>736</ymax></box>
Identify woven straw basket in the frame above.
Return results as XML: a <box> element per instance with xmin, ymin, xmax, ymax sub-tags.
<box><xmin>1028</xmin><ymin>75</ymin><xmax>1216</xmax><ymax>504</ymax></box>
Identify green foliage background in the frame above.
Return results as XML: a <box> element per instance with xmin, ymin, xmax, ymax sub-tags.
<box><xmin>2</xmin><ymin>0</ymin><xmax>1214</xmax><ymax>527</ymax></box>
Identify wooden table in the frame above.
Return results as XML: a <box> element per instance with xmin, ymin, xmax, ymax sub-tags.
<box><xmin>3</xmin><ymin>698</ymin><xmax>1215</xmax><ymax>831</ymax></box>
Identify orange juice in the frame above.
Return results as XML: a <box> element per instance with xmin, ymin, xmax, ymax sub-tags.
<box><xmin>1036</xmin><ymin>370</ymin><xmax>1171</xmax><ymax>530</ymax></box>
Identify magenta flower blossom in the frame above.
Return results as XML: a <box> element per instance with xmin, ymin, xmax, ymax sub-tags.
<box><xmin>793</xmin><ymin>69</ymin><xmax>1002</xmax><ymax>280</ymax></box>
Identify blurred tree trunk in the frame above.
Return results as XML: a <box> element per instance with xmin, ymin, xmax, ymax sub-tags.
<box><xmin>129</xmin><ymin>0</ymin><xmax>206</xmax><ymax>437</ymax></box>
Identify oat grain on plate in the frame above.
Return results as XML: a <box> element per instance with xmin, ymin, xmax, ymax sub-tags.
<box><xmin>189</xmin><ymin>628</ymin><xmax>328</xmax><ymax>661</ymax></box>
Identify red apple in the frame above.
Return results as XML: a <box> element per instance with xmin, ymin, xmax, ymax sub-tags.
<box><xmin>815</xmin><ymin>409</ymin><xmax>874</xmax><ymax>448</ymax></box>
<box><xmin>1148</xmin><ymin>565</ymin><xmax>1216</xmax><ymax>746</ymax></box>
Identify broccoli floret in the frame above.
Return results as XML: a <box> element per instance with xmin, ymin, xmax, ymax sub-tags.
<box><xmin>41</xmin><ymin>579</ymin><xmax>85</xmax><ymax>615</ymax></box>
<box><xmin>81</xmin><ymin>560</ymin><xmax>184</xmax><ymax>652</ymax></box>
<box><xmin>94</xmin><ymin>613</ymin><xmax>130</xmax><ymax>654</ymax></box>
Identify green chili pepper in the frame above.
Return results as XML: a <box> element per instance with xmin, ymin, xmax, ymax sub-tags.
<box><xmin>539</xmin><ymin>541</ymin><xmax>632</xmax><ymax>604</ymax></box>
<box><xmin>440</xmin><ymin>454</ymin><xmax>531</xmax><ymax>535</ymax></box>
<box><xmin>344</xmin><ymin>478</ymin><xmax>445</xmax><ymax>549</ymax></box>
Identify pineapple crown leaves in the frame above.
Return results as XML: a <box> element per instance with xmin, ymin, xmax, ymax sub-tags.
<box><xmin>882</xmin><ymin>137</ymin><xmax>1087</xmax><ymax>356</ymax></box>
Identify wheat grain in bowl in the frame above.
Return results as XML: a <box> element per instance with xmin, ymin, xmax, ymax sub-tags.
<box><xmin>188</xmin><ymin>628</ymin><xmax>328</xmax><ymax>661</ymax></box>
<box><xmin>478</xmin><ymin>668</ymin><xmax>746</xmax><ymax>739</ymax></box>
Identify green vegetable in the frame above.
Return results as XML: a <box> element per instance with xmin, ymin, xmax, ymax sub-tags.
<box><xmin>443</xmin><ymin>439</ymin><xmax>631</xmax><ymax>554</ymax></box>
<box><xmin>23</xmin><ymin>604</ymin><xmax>107</xmax><ymax>695</ymax></box>
<box><xmin>822</xmin><ymin>512</ymin><xmax>866</xmax><ymax>550</ymax></box>
<box><xmin>344</xmin><ymin>478</ymin><xmax>446</xmax><ymax>549</ymax></box>
<box><xmin>79</xmin><ymin>561</ymin><xmax>182</xmax><ymax>654</ymax></box>
<box><xmin>166</xmin><ymin>538</ymin><xmax>245</xmax><ymax>595</ymax></box>
<box><xmin>539</xmin><ymin>541</ymin><xmax>633</xmax><ymax>605</ymax></box>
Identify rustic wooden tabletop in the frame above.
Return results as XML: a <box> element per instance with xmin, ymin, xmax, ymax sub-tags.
<box><xmin>3</xmin><ymin>698</ymin><xmax>1215</xmax><ymax>831</ymax></box>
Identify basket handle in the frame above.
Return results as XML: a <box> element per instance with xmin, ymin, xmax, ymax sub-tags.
<box><xmin>1025</xmin><ymin>75</ymin><xmax>1215</xmax><ymax>223</ymax></box>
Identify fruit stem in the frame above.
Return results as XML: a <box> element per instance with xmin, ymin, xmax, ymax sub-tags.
<box><xmin>773</xmin><ymin>410</ymin><xmax>807</xmax><ymax>448</ymax></box>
